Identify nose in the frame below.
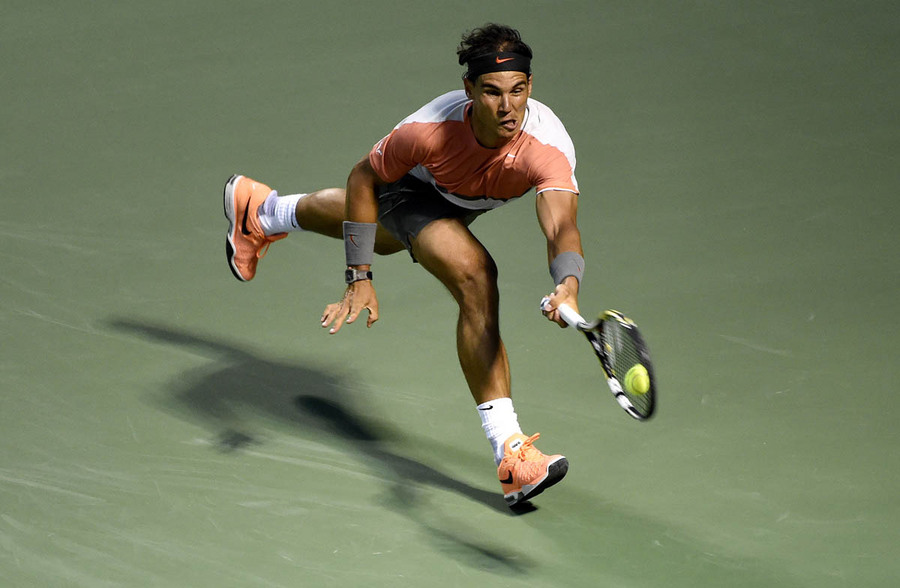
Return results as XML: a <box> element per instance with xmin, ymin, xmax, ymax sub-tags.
<box><xmin>499</xmin><ymin>93</ymin><xmax>511</xmax><ymax>112</ymax></box>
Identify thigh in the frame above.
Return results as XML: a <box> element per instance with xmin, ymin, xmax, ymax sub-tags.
<box><xmin>376</xmin><ymin>175</ymin><xmax>481</xmax><ymax>260</ymax></box>
<box><xmin>411</xmin><ymin>218</ymin><xmax>498</xmax><ymax>301</ymax></box>
<box><xmin>297</xmin><ymin>187</ymin><xmax>404</xmax><ymax>255</ymax></box>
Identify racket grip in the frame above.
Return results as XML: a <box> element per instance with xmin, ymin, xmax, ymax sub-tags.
<box><xmin>540</xmin><ymin>297</ymin><xmax>587</xmax><ymax>329</ymax></box>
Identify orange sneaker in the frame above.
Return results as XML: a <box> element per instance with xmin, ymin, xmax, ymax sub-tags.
<box><xmin>498</xmin><ymin>433</ymin><xmax>568</xmax><ymax>507</ymax></box>
<box><xmin>223</xmin><ymin>174</ymin><xmax>287</xmax><ymax>282</ymax></box>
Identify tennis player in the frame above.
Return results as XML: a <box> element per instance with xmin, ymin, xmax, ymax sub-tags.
<box><xmin>224</xmin><ymin>24</ymin><xmax>583</xmax><ymax>507</ymax></box>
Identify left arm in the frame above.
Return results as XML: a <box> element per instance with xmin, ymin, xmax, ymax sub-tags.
<box><xmin>536</xmin><ymin>189</ymin><xmax>583</xmax><ymax>326</ymax></box>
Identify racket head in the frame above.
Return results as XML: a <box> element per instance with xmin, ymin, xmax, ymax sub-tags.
<box><xmin>596</xmin><ymin>310</ymin><xmax>656</xmax><ymax>420</ymax></box>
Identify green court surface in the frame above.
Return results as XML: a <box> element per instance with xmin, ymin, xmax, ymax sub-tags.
<box><xmin>3</xmin><ymin>1</ymin><xmax>899</xmax><ymax>586</ymax></box>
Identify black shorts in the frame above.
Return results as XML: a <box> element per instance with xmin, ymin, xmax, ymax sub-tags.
<box><xmin>376</xmin><ymin>174</ymin><xmax>483</xmax><ymax>259</ymax></box>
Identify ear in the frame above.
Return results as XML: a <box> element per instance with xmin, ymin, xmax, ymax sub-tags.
<box><xmin>463</xmin><ymin>76</ymin><xmax>474</xmax><ymax>98</ymax></box>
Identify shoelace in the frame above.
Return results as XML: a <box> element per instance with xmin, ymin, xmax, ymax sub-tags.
<box><xmin>515</xmin><ymin>433</ymin><xmax>543</xmax><ymax>462</ymax></box>
<box><xmin>256</xmin><ymin>233</ymin><xmax>288</xmax><ymax>259</ymax></box>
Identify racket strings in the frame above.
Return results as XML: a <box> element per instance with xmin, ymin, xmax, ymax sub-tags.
<box><xmin>602</xmin><ymin>321</ymin><xmax>653</xmax><ymax>415</ymax></box>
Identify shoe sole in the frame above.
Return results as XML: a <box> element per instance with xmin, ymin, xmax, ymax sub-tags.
<box><xmin>504</xmin><ymin>456</ymin><xmax>569</xmax><ymax>507</ymax></box>
<box><xmin>223</xmin><ymin>174</ymin><xmax>248</xmax><ymax>282</ymax></box>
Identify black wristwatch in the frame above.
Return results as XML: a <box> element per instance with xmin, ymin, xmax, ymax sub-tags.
<box><xmin>345</xmin><ymin>268</ymin><xmax>373</xmax><ymax>284</ymax></box>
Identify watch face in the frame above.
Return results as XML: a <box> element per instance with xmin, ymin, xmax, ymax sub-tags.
<box><xmin>345</xmin><ymin>269</ymin><xmax>372</xmax><ymax>283</ymax></box>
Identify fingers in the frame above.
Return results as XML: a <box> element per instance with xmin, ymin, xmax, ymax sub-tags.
<box><xmin>365</xmin><ymin>304</ymin><xmax>379</xmax><ymax>328</ymax></box>
<box><xmin>321</xmin><ymin>286</ymin><xmax>379</xmax><ymax>334</ymax></box>
<box><xmin>346</xmin><ymin>282</ymin><xmax>378</xmax><ymax>330</ymax></box>
<box><xmin>540</xmin><ymin>296</ymin><xmax>565</xmax><ymax>327</ymax></box>
<box><xmin>321</xmin><ymin>301</ymin><xmax>349</xmax><ymax>334</ymax></box>
<box><xmin>541</xmin><ymin>290</ymin><xmax>571</xmax><ymax>328</ymax></box>
<box><xmin>548</xmin><ymin>307</ymin><xmax>567</xmax><ymax>328</ymax></box>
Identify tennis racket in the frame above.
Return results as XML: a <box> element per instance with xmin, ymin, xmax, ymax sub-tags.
<box><xmin>541</xmin><ymin>298</ymin><xmax>656</xmax><ymax>421</ymax></box>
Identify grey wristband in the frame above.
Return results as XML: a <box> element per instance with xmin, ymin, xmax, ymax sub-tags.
<box><xmin>343</xmin><ymin>221</ymin><xmax>377</xmax><ymax>267</ymax></box>
<box><xmin>549</xmin><ymin>251</ymin><xmax>584</xmax><ymax>286</ymax></box>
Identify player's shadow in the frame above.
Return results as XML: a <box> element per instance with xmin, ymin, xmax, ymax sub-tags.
<box><xmin>106</xmin><ymin>319</ymin><xmax>533</xmax><ymax>572</ymax></box>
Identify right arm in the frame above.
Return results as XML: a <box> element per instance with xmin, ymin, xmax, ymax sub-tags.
<box><xmin>344</xmin><ymin>156</ymin><xmax>382</xmax><ymax>223</ymax></box>
<box><xmin>320</xmin><ymin>157</ymin><xmax>385</xmax><ymax>334</ymax></box>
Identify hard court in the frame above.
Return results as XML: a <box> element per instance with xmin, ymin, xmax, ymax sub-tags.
<box><xmin>2</xmin><ymin>1</ymin><xmax>898</xmax><ymax>586</ymax></box>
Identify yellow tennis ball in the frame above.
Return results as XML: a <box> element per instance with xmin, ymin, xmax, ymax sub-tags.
<box><xmin>624</xmin><ymin>364</ymin><xmax>650</xmax><ymax>395</ymax></box>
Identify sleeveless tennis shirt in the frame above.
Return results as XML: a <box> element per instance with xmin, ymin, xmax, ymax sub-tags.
<box><xmin>368</xmin><ymin>90</ymin><xmax>578</xmax><ymax>211</ymax></box>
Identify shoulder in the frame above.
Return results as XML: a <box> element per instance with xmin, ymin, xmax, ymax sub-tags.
<box><xmin>398</xmin><ymin>90</ymin><xmax>470</xmax><ymax>127</ymax></box>
<box><xmin>522</xmin><ymin>99</ymin><xmax>575</xmax><ymax>153</ymax></box>
<box><xmin>371</xmin><ymin>91</ymin><xmax>470</xmax><ymax>173</ymax></box>
<box><xmin>513</xmin><ymin>99</ymin><xmax>579</xmax><ymax>193</ymax></box>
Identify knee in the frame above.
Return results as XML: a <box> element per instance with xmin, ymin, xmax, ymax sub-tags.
<box><xmin>304</xmin><ymin>188</ymin><xmax>344</xmax><ymax>210</ymax></box>
<box><xmin>451</xmin><ymin>250</ymin><xmax>499</xmax><ymax>306</ymax></box>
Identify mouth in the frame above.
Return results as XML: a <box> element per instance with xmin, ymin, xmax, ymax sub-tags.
<box><xmin>500</xmin><ymin>118</ymin><xmax>518</xmax><ymax>132</ymax></box>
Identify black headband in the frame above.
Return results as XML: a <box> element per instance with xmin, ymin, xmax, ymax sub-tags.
<box><xmin>465</xmin><ymin>51</ymin><xmax>532</xmax><ymax>81</ymax></box>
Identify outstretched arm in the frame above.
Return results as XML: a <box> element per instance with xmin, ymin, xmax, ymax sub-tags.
<box><xmin>321</xmin><ymin>157</ymin><xmax>384</xmax><ymax>334</ymax></box>
<box><xmin>536</xmin><ymin>189</ymin><xmax>583</xmax><ymax>326</ymax></box>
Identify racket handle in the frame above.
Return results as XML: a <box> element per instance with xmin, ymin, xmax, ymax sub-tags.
<box><xmin>540</xmin><ymin>297</ymin><xmax>588</xmax><ymax>329</ymax></box>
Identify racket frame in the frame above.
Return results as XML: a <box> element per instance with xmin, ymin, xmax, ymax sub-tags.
<box><xmin>542</xmin><ymin>299</ymin><xmax>656</xmax><ymax>421</ymax></box>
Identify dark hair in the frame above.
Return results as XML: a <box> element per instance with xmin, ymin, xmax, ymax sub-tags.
<box><xmin>456</xmin><ymin>23</ymin><xmax>533</xmax><ymax>67</ymax></box>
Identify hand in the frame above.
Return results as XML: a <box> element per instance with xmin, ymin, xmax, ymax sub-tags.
<box><xmin>541</xmin><ymin>280</ymin><xmax>579</xmax><ymax>328</ymax></box>
<box><xmin>321</xmin><ymin>280</ymin><xmax>379</xmax><ymax>334</ymax></box>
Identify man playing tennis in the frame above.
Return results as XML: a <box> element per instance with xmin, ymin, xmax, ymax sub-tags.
<box><xmin>224</xmin><ymin>23</ymin><xmax>583</xmax><ymax>507</ymax></box>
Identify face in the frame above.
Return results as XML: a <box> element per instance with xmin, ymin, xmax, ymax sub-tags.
<box><xmin>465</xmin><ymin>71</ymin><xmax>532</xmax><ymax>148</ymax></box>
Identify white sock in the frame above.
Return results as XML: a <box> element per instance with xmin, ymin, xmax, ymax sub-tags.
<box><xmin>258</xmin><ymin>192</ymin><xmax>307</xmax><ymax>236</ymax></box>
<box><xmin>477</xmin><ymin>397</ymin><xmax>523</xmax><ymax>466</ymax></box>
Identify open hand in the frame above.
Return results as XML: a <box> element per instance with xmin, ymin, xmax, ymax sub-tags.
<box><xmin>321</xmin><ymin>280</ymin><xmax>379</xmax><ymax>334</ymax></box>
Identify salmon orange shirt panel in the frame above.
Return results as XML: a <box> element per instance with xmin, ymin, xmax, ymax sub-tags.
<box><xmin>369</xmin><ymin>91</ymin><xmax>578</xmax><ymax>211</ymax></box>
